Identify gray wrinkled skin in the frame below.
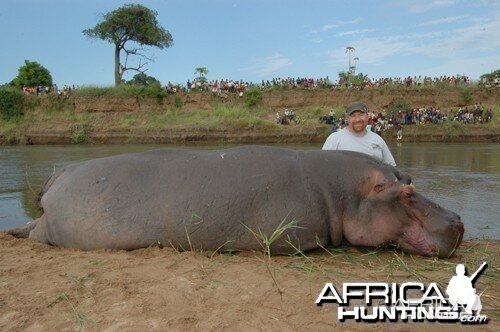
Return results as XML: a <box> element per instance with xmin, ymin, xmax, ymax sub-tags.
<box><xmin>9</xmin><ymin>146</ymin><xmax>464</xmax><ymax>257</ymax></box>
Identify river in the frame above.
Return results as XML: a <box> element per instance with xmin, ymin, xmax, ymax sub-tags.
<box><xmin>0</xmin><ymin>143</ymin><xmax>498</xmax><ymax>239</ymax></box>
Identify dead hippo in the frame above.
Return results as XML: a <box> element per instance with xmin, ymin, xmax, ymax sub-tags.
<box><xmin>8</xmin><ymin>146</ymin><xmax>464</xmax><ymax>258</ymax></box>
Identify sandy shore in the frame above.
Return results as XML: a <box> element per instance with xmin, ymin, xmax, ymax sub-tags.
<box><xmin>0</xmin><ymin>233</ymin><xmax>498</xmax><ymax>331</ymax></box>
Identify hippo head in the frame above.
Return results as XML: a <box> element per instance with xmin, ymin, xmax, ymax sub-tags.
<box><xmin>343</xmin><ymin>167</ymin><xmax>464</xmax><ymax>258</ymax></box>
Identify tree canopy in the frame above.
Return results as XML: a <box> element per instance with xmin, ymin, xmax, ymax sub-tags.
<box><xmin>83</xmin><ymin>4</ymin><xmax>173</xmax><ymax>86</ymax></box>
<box><xmin>480</xmin><ymin>69</ymin><xmax>500</xmax><ymax>81</ymax></box>
<box><xmin>194</xmin><ymin>67</ymin><xmax>208</xmax><ymax>84</ymax></box>
<box><xmin>126</xmin><ymin>73</ymin><xmax>161</xmax><ymax>86</ymax></box>
<box><xmin>11</xmin><ymin>60</ymin><xmax>53</xmax><ymax>88</ymax></box>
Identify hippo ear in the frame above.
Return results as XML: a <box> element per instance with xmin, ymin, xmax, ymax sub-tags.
<box><xmin>396</xmin><ymin>170</ymin><xmax>412</xmax><ymax>185</ymax></box>
<box><xmin>398</xmin><ymin>184</ymin><xmax>414</xmax><ymax>204</ymax></box>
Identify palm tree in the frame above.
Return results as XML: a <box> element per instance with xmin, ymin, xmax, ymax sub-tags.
<box><xmin>353</xmin><ymin>57</ymin><xmax>359</xmax><ymax>74</ymax></box>
<box><xmin>345</xmin><ymin>46</ymin><xmax>355</xmax><ymax>83</ymax></box>
<box><xmin>194</xmin><ymin>67</ymin><xmax>208</xmax><ymax>84</ymax></box>
<box><xmin>194</xmin><ymin>66</ymin><xmax>208</xmax><ymax>78</ymax></box>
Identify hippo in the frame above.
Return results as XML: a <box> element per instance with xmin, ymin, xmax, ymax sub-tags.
<box><xmin>7</xmin><ymin>146</ymin><xmax>464</xmax><ymax>258</ymax></box>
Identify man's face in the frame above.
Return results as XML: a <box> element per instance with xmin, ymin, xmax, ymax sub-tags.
<box><xmin>348</xmin><ymin>110</ymin><xmax>368</xmax><ymax>134</ymax></box>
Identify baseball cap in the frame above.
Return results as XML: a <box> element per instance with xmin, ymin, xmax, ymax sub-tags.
<box><xmin>346</xmin><ymin>101</ymin><xmax>368</xmax><ymax>116</ymax></box>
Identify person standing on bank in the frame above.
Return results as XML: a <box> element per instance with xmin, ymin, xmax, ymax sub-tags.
<box><xmin>322</xmin><ymin>101</ymin><xmax>396</xmax><ymax>166</ymax></box>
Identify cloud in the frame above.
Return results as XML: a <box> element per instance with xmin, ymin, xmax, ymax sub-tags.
<box><xmin>239</xmin><ymin>54</ymin><xmax>292</xmax><ymax>77</ymax></box>
<box><xmin>335</xmin><ymin>29</ymin><xmax>376</xmax><ymax>37</ymax></box>
<box><xmin>410</xmin><ymin>19</ymin><xmax>500</xmax><ymax>57</ymax></box>
<box><xmin>418</xmin><ymin>15</ymin><xmax>468</xmax><ymax>26</ymax></box>
<box><xmin>310</xmin><ymin>18</ymin><xmax>361</xmax><ymax>34</ymax></box>
<box><xmin>326</xmin><ymin>12</ymin><xmax>500</xmax><ymax>66</ymax></box>
<box><xmin>406</xmin><ymin>0</ymin><xmax>458</xmax><ymax>13</ymax></box>
<box><xmin>317</xmin><ymin>24</ymin><xmax>337</xmax><ymax>33</ymax></box>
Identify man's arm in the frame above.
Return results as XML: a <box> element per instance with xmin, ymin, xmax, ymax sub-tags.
<box><xmin>380</xmin><ymin>139</ymin><xmax>396</xmax><ymax>166</ymax></box>
<box><xmin>322</xmin><ymin>132</ymin><xmax>340</xmax><ymax>150</ymax></box>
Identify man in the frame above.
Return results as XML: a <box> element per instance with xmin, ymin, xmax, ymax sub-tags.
<box><xmin>322</xmin><ymin>101</ymin><xmax>396</xmax><ymax>166</ymax></box>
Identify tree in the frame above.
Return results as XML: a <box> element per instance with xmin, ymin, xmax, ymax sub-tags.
<box><xmin>345</xmin><ymin>46</ymin><xmax>355</xmax><ymax>83</ymax></box>
<box><xmin>127</xmin><ymin>73</ymin><xmax>160</xmax><ymax>86</ymax></box>
<box><xmin>350</xmin><ymin>72</ymin><xmax>368</xmax><ymax>86</ymax></box>
<box><xmin>10</xmin><ymin>60</ymin><xmax>53</xmax><ymax>88</ymax></box>
<box><xmin>480</xmin><ymin>69</ymin><xmax>500</xmax><ymax>83</ymax></box>
<box><xmin>83</xmin><ymin>4</ymin><xmax>173</xmax><ymax>86</ymax></box>
<box><xmin>194</xmin><ymin>67</ymin><xmax>208</xmax><ymax>84</ymax></box>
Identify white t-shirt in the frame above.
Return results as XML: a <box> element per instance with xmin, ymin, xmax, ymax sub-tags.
<box><xmin>322</xmin><ymin>128</ymin><xmax>396</xmax><ymax>166</ymax></box>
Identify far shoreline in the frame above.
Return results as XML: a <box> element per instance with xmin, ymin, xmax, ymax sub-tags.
<box><xmin>1</xmin><ymin>125</ymin><xmax>499</xmax><ymax>146</ymax></box>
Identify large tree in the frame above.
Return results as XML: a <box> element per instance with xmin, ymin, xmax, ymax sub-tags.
<box><xmin>11</xmin><ymin>60</ymin><xmax>53</xmax><ymax>88</ymax></box>
<box><xmin>83</xmin><ymin>4</ymin><xmax>173</xmax><ymax>86</ymax></box>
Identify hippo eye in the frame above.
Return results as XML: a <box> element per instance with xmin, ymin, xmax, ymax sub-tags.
<box><xmin>374</xmin><ymin>184</ymin><xmax>385</xmax><ymax>193</ymax></box>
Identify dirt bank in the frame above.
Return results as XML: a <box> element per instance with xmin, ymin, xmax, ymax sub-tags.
<box><xmin>1</xmin><ymin>87</ymin><xmax>499</xmax><ymax>145</ymax></box>
<box><xmin>0</xmin><ymin>233</ymin><xmax>498</xmax><ymax>331</ymax></box>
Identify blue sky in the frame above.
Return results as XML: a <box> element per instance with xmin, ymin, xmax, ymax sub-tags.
<box><xmin>1</xmin><ymin>0</ymin><xmax>499</xmax><ymax>86</ymax></box>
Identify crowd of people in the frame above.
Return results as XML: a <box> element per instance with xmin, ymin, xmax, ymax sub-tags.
<box><xmin>391</xmin><ymin>104</ymin><xmax>494</xmax><ymax>125</ymax></box>
<box><xmin>22</xmin><ymin>84</ymin><xmax>77</xmax><ymax>96</ymax></box>
<box><xmin>20</xmin><ymin>73</ymin><xmax>480</xmax><ymax>99</ymax></box>
<box><xmin>177</xmin><ymin>73</ymin><xmax>476</xmax><ymax>95</ymax></box>
<box><xmin>320</xmin><ymin>103</ymin><xmax>495</xmax><ymax>137</ymax></box>
<box><xmin>276</xmin><ymin>108</ymin><xmax>302</xmax><ymax>125</ymax></box>
<box><xmin>338</xmin><ymin>75</ymin><xmax>471</xmax><ymax>88</ymax></box>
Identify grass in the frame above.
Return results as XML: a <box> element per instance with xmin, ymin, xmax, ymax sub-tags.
<box><xmin>46</xmin><ymin>273</ymin><xmax>95</xmax><ymax>331</ymax></box>
<box><xmin>1</xmin><ymin>86</ymin><xmax>498</xmax><ymax>145</ymax></box>
<box><xmin>242</xmin><ymin>216</ymin><xmax>303</xmax><ymax>295</ymax></box>
<box><xmin>74</xmin><ymin>84</ymin><xmax>166</xmax><ymax>98</ymax></box>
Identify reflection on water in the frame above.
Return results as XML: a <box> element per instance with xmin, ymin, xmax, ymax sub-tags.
<box><xmin>0</xmin><ymin>143</ymin><xmax>498</xmax><ymax>239</ymax></box>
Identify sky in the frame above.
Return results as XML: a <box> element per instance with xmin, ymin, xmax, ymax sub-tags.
<box><xmin>1</xmin><ymin>0</ymin><xmax>499</xmax><ymax>86</ymax></box>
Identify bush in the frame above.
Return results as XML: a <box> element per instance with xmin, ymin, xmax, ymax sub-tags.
<box><xmin>126</xmin><ymin>73</ymin><xmax>160</xmax><ymax>86</ymax></box>
<box><xmin>147</xmin><ymin>82</ymin><xmax>167</xmax><ymax>105</ymax></box>
<box><xmin>462</xmin><ymin>90</ymin><xmax>473</xmax><ymax>105</ymax></box>
<box><xmin>173</xmin><ymin>95</ymin><xmax>183</xmax><ymax>108</ymax></box>
<box><xmin>71</xmin><ymin>125</ymin><xmax>90</xmax><ymax>144</ymax></box>
<box><xmin>0</xmin><ymin>88</ymin><xmax>25</xmax><ymax>120</ymax></box>
<box><xmin>75</xmin><ymin>84</ymin><xmax>168</xmax><ymax>101</ymax></box>
<box><xmin>244</xmin><ymin>88</ymin><xmax>262</xmax><ymax>107</ymax></box>
<box><xmin>388</xmin><ymin>99</ymin><xmax>411</xmax><ymax>114</ymax></box>
<box><xmin>11</xmin><ymin>60</ymin><xmax>53</xmax><ymax>88</ymax></box>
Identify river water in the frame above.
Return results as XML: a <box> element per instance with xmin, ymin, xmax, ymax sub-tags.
<box><xmin>0</xmin><ymin>143</ymin><xmax>498</xmax><ymax>239</ymax></box>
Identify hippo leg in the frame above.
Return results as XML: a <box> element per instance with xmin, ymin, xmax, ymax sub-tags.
<box><xmin>28</xmin><ymin>216</ymin><xmax>51</xmax><ymax>245</ymax></box>
<box><xmin>7</xmin><ymin>219</ymin><xmax>38</xmax><ymax>238</ymax></box>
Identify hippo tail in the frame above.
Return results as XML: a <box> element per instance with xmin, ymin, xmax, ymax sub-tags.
<box><xmin>6</xmin><ymin>219</ymin><xmax>38</xmax><ymax>238</ymax></box>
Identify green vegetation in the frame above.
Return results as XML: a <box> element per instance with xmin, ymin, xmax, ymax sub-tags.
<box><xmin>388</xmin><ymin>99</ymin><xmax>412</xmax><ymax>114</ymax></box>
<box><xmin>462</xmin><ymin>89</ymin><xmax>473</xmax><ymax>105</ymax></box>
<box><xmin>480</xmin><ymin>69</ymin><xmax>500</xmax><ymax>84</ymax></box>
<box><xmin>194</xmin><ymin>67</ymin><xmax>208</xmax><ymax>86</ymax></box>
<box><xmin>71</xmin><ymin>125</ymin><xmax>91</xmax><ymax>144</ymax></box>
<box><xmin>126</xmin><ymin>73</ymin><xmax>161</xmax><ymax>86</ymax></box>
<box><xmin>173</xmin><ymin>95</ymin><xmax>183</xmax><ymax>108</ymax></box>
<box><xmin>74</xmin><ymin>84</ymin><xmax>167</xmax><ymax>98</ymax></box>
<box><xmin>10</xmin><ymin>60</ymin><xmax>52</xmax><ymax>88</ymax></box>
<box><xmin>83</xmin><ymin>4</ymin><xmax>173</xmax><ymax>86</ymax></box>
<box><xmin>1</xmin><ymin>86</ymin><xmax>498</xmax><ymax>145</ymax></box>
<box><xmin>244</xmin><ymin>87</ymin><xmax>262</xmax><ymax>107</ymax></box>
<box><xmin>0</xmin><ymin>88</ymin><xmax>25</xmax><ymax>120</ymax></box>
<box><xmin>242</xmin><ymin>217</ymin><xmax>303</xmax><ymax>295</ymax></box>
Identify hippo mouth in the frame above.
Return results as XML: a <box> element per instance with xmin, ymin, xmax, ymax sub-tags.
<box><xmin>399</xmin><ymin>212</ymin><xmax>436</xmax><ymax>256</ymax></box>
<box><xmin>399</xmin><ymin>210</ymin><xmax>463</xmax><ymax>258</ymax></box>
